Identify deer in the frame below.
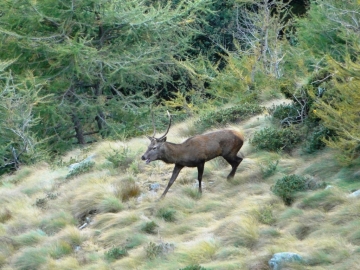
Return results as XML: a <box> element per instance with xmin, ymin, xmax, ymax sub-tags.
<box><xmin>141</xmin><ymin>111</ymin><xmax>244</xmax><ymax>199</ymax></box>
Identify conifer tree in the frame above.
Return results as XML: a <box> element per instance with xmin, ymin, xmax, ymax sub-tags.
<box><xmin>0</xmin><ymin>0</ymin><xmax>211</xmax><ymax>153</ymax></box>
<box><xmin>313</xmin><ymin>57</ymin><xmax>360</xmax><ymax>164</ymax></box>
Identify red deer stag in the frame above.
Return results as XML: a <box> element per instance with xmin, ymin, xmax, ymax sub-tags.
<box><xmin>141</xmin><ymin>111</ymin><xmax>244</xmax><ymax>198</ymax></box>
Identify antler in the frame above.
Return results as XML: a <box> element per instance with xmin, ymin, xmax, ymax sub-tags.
<box><xmin>146</xmin><ymin>111</ymin><xmax>157</xmax><ymax>140</ymax></box>
<box><xmin>158</xmin><ymin>110</ymin><xmax>171</xmax><ymax>140</ymax></box>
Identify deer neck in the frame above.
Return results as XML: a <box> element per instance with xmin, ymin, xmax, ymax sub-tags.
<box><xmin>160</xmin><ymin>142</ymin><xmax>181</xmax><ymax>164</ymax></box>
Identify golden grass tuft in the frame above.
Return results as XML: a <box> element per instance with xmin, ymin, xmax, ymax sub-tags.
<box><xmin>12</xmin><ymin>247</ymin><xmax>48</xmax><ymax>270</ymax></box>
<box><xmin>216</xmin><ymin>215</ymin><xmax>260</xmax><ymax>249</ymax></box>
<box><xmin>177</xmin><ymin>238</ymin><xmax>219</xmax><ymax>265</ymax></box>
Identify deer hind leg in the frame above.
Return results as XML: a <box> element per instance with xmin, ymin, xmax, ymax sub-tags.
<box><xmin>197</xmin><ymin>162</ymin><xmax>205</xmax><ymax>194</ymax></box>
<box><xmin>224</xmin><ymin>155</ymin><xmax>243</xmax><ymax>179</ymax></box>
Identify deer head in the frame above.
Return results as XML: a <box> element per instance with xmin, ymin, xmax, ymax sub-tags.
<box><xmin>141</xmin><ymin>111</ymin><xmax>171</xmax><ymax>164</ymax></box>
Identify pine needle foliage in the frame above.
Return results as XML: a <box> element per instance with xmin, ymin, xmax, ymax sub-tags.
<box><xmin>312</xmin><ymin>56</ymin><xmax>360</xmax><ymax>164</ymax></box>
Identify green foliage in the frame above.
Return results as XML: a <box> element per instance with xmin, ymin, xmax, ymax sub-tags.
<box><xmin>195</xmin><ymin>103</ymin><xmax>263</xmax><ymax>133</ymax></box>
<box><xmin>105</xmin><ymin>247</ymin><xmax>128</xmax><ymax>261</ymax></box>
<box><xmin>303</xmin><ymin>125</ymin><xmax>334</xmax><ymax>154</ymax></box>
<box><xmin>98</xmin><ymin>197</ymin><xmax>123</xmax><ymax>213</ymax></box>
<box><xmin>145</xmin><ymin>242</ymin><xmax>162</xmax><ymax>259</ymax></box>
<box><xmin>0</xmin><ymin>0</ymin><xmax>214</xmax><ymax>156</ymax></box>
<box><xmin>296</xmin><ymin>0</ymin><xmax>358</xmax><ymax>61</ymax></box>
<box><xmin>312</xmin><ymin>56</ymin><xmax>360</xmax><ymax>164</ymax></box>
<box><xmin>106</xmin><ymin>147</ymin><xmax>133</xmax><ymax>169</ymax></box>
<box><xmin>141</xmin><ymin>221</ymin><xmax>159</xmax><ymax>234</ymax></box>
<box><xmin>253</xmin><ymin>205</ymin><xmax>276</xmax><ymax>225</ymax></box>
<box><xmin>259</xmin><ymin>160</ymin><xmax>279</xmax><ymax>178</ymax></box>
<box><xmin>49</xmin><ymin>241</ymin><xmax>73</xmax><ymax>259</ymax></box>
<box><xmin>14</xmin><ymin>230</ymin><xmax>46</xmax><ymax>247</ymax></box>
<box><xmin>179</xmin><ymin>264</ymin><xmax>209</xmax><ymax>270</ymax></box>
<box><xmin>124</xmin><ymin>234</ymin><xmax>145</xmax><ymax>250</ymax></box>
<box><xmin>251</xmin><ymin>127</ymin><xmax>301</xmax><ymax>152</ymax></box>
<box><xmin>13</xmin><ymin>247</ymin><xmax>48</xmax><ymax>270</ymax></box>
<box><xmin>65</xmin><ymin>161</ymin><xmax>95</xmax><ymax>179</ymax></box>
<box><xmin>183</xmin><ymin>187</ymin><xmax>202</xmax><ymax>200</ymax></box>
<box><xmin>1</xmin><ymin>169</ymin><xmax>32</xmax><ymax>186</ymax></box>
<box><xmin>271</xmin><ymin>103</ymin><xmax>301</xmax><ymax>125</ymax></box>
<box><xmin>300</xmin><ymin>189</ymin><xmax>345</xmax><ymax>212</ymax></box>
<box><xmin>0</xmin><ymin>63</ymin><xmax>47</xmax><ymax>175</ymax></box>
<box><xmin>39</xmin><ymin>212</ymin><xmax>76</xmax><ymax>235</ymax></box>
<box><xmin>272</xmin><ymin>174</ymin><xmax>308</xmax><ymax>205</ymax></box>
<box><xmin>157</xmin><ymin>207</ymin><xmax>176</xmax><ymax>222</ymax></box>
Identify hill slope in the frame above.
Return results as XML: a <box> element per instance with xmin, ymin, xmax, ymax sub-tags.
<box><xmin>1</xmin><ymin>100</ymin><xmax>360</xmax><ymax>270</ymax></box>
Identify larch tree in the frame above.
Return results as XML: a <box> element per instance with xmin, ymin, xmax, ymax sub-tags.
<box><xmin>0</xmin><ymin>0</ymin><xmax>211</xmax><ymax>155</ymax></box>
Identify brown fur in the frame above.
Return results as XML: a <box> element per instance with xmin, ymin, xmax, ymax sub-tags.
<box><xmin>142</xmin><ymin>129</ymin><xmax>244</xmax><ymax>198</ymax></box>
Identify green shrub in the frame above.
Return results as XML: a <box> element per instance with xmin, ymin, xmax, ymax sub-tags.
<box><xmin>106</xmin><ymin>147</ymin><xmax>133</xmax><ymax>169</ymax></box>
<box><xmin>303</xmin><ymin>125</ymin><xmax>334</xmax><ymax>154</ymax></box>
<box><xmin>195</xmin><ymin>103</ymin><xmax>263</xmax><ymax>133</ymax></box>
<box><xmin>253</xmin><ymin>205</ymin><xmax>276</xmax><ymax>225</ymax></box>
<box><xmin>272</xmin><ymin>174</ymin><xmax>308</xmax><ymax>205</ymax></box>
<box><xmin>271</xmin><ymin>103</ymin><xmax>299</xmax><ymax>124</ymax></box>
<box><xmin>251</xmin><ymin>127</ymin><xmax>301</xmax><ymax>152</ymax></box>
<box><xmin>259</xmin><ymin>160</ymin><xmax>279</xmax><ymax>178</ymax></box>
<box><xmin>141</xmin><ymin>221</ymin><xmax>158</xmax><ymax>234</ymax></box>
<box><xmin>145</xmin><ymin>242</ymin><xmax>162</xmax><ymax>259</ymax></box>
<box><xmin>124</xmin><ymin>234</ymin><xmax>145</xmax><ymax>250</ymax></box>
<box><xmin>157</xmin><ymin>207</ymin><xmax>176</xmax><ymax>222</ymax></box>
<box><xmin>66</xmin><ymin>161</ymin><xmax>95</xmax><ymax>179</ymax></box>
<box><xmin>105</xmin><ymin>247</ymin><xmax>128</xmax><ymax>261</ymax></box>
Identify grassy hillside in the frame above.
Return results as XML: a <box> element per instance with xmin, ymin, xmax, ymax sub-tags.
<box><xmin>1</xmin><ymin>100</ymin><xmax>360</xmax><ymax>270</ymax></box>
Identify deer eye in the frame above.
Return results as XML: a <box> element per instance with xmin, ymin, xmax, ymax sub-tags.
<box><xmin>152</xmin><ymin>146</ymin><xmax>157</xmax><ymax>150</ymax></box>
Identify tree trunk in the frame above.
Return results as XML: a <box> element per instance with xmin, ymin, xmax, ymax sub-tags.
<box><xmin>72</xmin><ymin>113</ymin><xmax>86</xmax><ymax>144</ymax></box>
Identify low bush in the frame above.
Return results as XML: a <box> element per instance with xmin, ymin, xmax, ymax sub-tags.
<box><xmin>141</xmin><ymin>221</ymin><xmax>158</xmax><ymax>234</ymax></box>
<box><xmin>303</xmin><ymin>125</ymin><xmax>334</xmax><ymax>154</ymax></box>
<box><xmin>105</xmin><ymin>247</ymin><xmax>128</xmax><ymax>261</ymax></box>
<box><xmin>259</xmin><ymin>160</ymin><xmax>279</xmax><ymax>178</ymax></box>
<box><xmin>271</xmin><ymin>103</ymin><xmax>300</xmax><ymax>124</ymax></box>
<box><xmin>195</xmin><ymin>103</ymin><xmax>263</xmax><ymax>133</ymax></box>
<box><xmin>145</xmin><ymin>242</ymin><xmax>163</xmax><ymax>259</ymax></box>
<box><xmin>66</xmin><ymin>161</ymin><xmax>95</xmax><ymax>179</ymax></box>
<box><xmin>251</xmin><ymin>127</ymin><xmax>301</xmax><ymax>152</ymax></box>
<box><xmin>253</xmin><ymin>205</ymin><xmax>276</xmax><ymax>225</ymax></box>
<box><xmin>157</xmin><ymin>207</ymin><xmax>176</xmax><ymax>222</ymax></box>
<box><xmin>106</xmin><ymin>147</ymin><xmax>133</xmax><ymax>169</ymax></box>
<box><xmin>271</xmin><ymin>174</ymin><xmax>308</xmax><ymax>205</ymax></box>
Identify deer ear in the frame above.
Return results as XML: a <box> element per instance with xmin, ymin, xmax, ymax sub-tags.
<box><xmin>157</xmin><ymin>137</ymin><xmax>167</xmax><ymax>142</ymax></box>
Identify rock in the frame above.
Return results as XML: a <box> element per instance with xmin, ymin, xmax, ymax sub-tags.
<box><xmin>149</xmin><ymin>183</ymin><xmax>161</xmax><ymax>191</ymax></box>
<box><xmin>348</xmin><ymin>189</ymin><xmax>360</xmax><ymax>198</ymax></box>
<box><xmin>268</xmin><ymin>252</ymin><xmax>303</xmax><ymax>270</ymax></box>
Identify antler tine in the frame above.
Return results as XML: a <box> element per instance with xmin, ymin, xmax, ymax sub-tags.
<box><xmin>151</xmin><ymin>111</ymin><xmax>156</xmax><ymax>137</ymax></box>
<box><xmin>146</xmin><ymin>111</ymin><xmax>156</xmax><ymax>140</ymax></box>
<box><xmin>158</xmin><ymin>110</ymin><xmax>171</xmax><ymax>140</ymax></box>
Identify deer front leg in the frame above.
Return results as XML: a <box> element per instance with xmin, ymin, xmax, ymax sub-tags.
<box><xmin>160</xmin><ymin>164</ymin><xmax>184</xmax><ymax>198</ymax></box>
